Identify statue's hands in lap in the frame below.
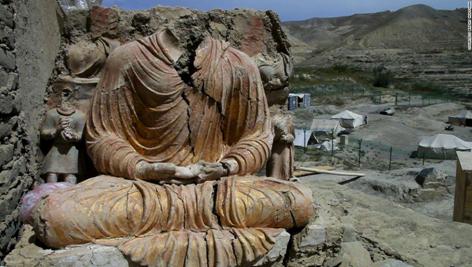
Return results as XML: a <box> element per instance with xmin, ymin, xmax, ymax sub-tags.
<box><xmin>195</xmin><ymin>162</ymin><xmax>228</xmax><ymax>183</ymax></box>
<box><xmin>136</xmin><ymin>161</ymin><xmax>228</xmax><ymax>184</ymax></box>
<box><xmin>174</xmin><ymin>161</ymin><xmax>227</xmax><ymax>183</ymax></box>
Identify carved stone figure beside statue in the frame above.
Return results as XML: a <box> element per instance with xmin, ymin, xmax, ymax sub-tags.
<box><xmin>40</xmin><ymin>86</ymin><xmax>86</xmax><ymax>184</ymax></box>
<box><xmin>19</xmin><ymin>6</ymin><xmax>311</xmax><ymax>266</ymax></box>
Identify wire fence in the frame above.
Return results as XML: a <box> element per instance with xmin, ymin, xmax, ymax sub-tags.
<box><xmin>294</xmin><ymin>85</ymin><xmax>453</xmax><ymax>108</ymax></box>
<box><xmin>294</xmin><ymin>134</ymin><xmax>442</xmax><ymax>171</ymax></box>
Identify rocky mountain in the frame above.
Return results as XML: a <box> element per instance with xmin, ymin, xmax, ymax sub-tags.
<box><xmin>283</xmin><ymin>4</ymin><xmax>472</xmax><ymax>95</ymax></box>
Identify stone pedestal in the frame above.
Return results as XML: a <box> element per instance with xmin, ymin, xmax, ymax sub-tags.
<box><xmin>5</xmin><ymin>226</ymin><xmax>291</xmax><ymax>267</ymax></box>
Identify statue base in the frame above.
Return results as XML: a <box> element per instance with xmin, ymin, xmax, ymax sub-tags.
<box><xmin>5</xmin><ymin>226</ymin><xmax>290</xmax><ymax>267</ymax></box>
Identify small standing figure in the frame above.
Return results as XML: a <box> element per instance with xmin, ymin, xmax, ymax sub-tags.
<box><xmin>266</xmin><ymin>111</ymin><xmax>295</xmax><ymax>180</ymax></box>
<box><xmin>40</xmin><ymin>87</ymin><xmax>86</xmax><ymax>184</ymax></box>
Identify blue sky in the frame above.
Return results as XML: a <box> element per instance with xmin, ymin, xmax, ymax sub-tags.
<box><xmin>102</xmin><ymin>0</ymin><xmax>467</xmax><ymax>21</ymax></box>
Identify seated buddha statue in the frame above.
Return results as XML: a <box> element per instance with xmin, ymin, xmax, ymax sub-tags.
<box><xmin>26</xmin><ymin>30</ymin><xmax>314</xmax><ymax>267</ymax></box>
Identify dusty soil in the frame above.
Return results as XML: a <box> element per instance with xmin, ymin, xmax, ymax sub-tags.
<box><xmin>299</xmin><ymin>178</ymin><xmax>472</xmax><ymax>267</ymax></box>
<box><xmin>295</xmin><ymin>102</ymin><xmax>471</xmax><ymax>170</ymax></box>
<box><xmin>295</xmin><ymin>101</ymin><xmax>472</xmax><ymax>222</ymax></box>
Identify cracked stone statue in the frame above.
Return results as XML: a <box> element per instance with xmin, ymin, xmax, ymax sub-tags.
<box><xmin>39</xmin><ymin>84</ymin><xmax>86</xmax><ymax>184</ymax></box>
<box><xmin>23</xmin><ymin>29</ymin><xmax>314</xmax><ymax>267</ymax></box>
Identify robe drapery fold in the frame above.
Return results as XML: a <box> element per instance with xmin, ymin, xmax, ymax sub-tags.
<box><xmin>86</xmin><ymin>31</ymin><xmax>273</xmax><ymax>179</ymax></box>
<box><xmin>32</xmin><ymin>176</ymin><xmax>314</xmax><ymax>267</ymax></box>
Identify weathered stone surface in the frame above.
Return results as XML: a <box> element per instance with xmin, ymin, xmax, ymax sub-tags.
<box><xmin>287</xmin><ymin>190</ymin><xmax>344</xmax><ymax>267</ymax></box>
<box><xmin>0</xmin><ymin>68</ymin><xmax>8</xmax><ymax>86</ymax></box>
<box><xmin>15</xmin><ymin>0</ymin><xmax>62</xmax><ymax>145</ymax></box>
<box><xmin>0</xmin><ymin>25</ymin><xmax>14</xmax><ymax>48</ymax></box>
<box><xmin>0</xmin><ymin>4</ymin><xmax>14</xmax><ymax>28</ymax></box>
<box><xmin>298</xmin><ymin>179</ymin><xmax>472</xmax><ymax>267</ymax></box>
<box><xmin>339</xmin><ymin>241</ymin><xmax>374</xmax><ymax>267</ymax></box>
<box><xmin>90</xmin><ymin>6</ymin><xmax>119</xmax><ymax>38</ymax></box>
<box><xmin>0</xmin><ymin>209</ymin><xmax>21</xmax><ymax>259</ymax></box>
<box><xmin>0</xmin><ymin>117</ymin><xmax>16</xmax><ymax>139</ymax></box>
<box><xmin>0</xmin><ymin>169</ymin><xmax>19</xmax><ymax>195</ymax></box>
<box><xmin>6</xmin><ymin>226</ymin><xmax>292</xmax><ymax>267</ymax></box>
<box><xmin>372</xmin><ymin>259</ymin><xmax>414</xmax><ymax>267</ymax></box>
<box><xmin>5</xmin><ymin>226</ymin><xmax>131</xmax><ymax>267</ymax></box>
<box><xmin>0</xmin><ymin>177</ymin><xmax>29</xmax><ymax>218</ymax></box>
<box><xmin>0</xmin><ymin>48</ymin><xmax>15</xmax><ymax>70</ymax></box>
<box><xmin>254</xmin><ymin>230</ymin><xmax>291</xmax><ymax>266</ymax></box>
<box><xmin>298</xmin><ymin>224</ymin><xmax>327</xmax><ymax>249</ymax></box>
<box><xmin>415</xmin><ymin>167</ymin><xmax>447</xmax><ymax>187</ymax></box>
<box><xmin>0</xmin><ymin>93</ymin><xmax>16</xmax><ymax>114</ymax></box>
<box><xmin>0</xmin><ymin>144</ymin><xmax>14</xmax><ymax>166</ymax></box>
<box><xmin>0</xmin><ymin>0</ymin><xmax>62</xmax><ymax>261</ymax></box>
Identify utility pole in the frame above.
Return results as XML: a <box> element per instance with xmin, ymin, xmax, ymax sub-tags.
<box><xmin>358</xmin><ymin>139</ymin><xmax>363</xmax><ymax>167</ymax></box>
<box><xmin>468</xmin><ymin>0</ymin><xmax>471</xmax><ymax>51</ymax></box>
<box><xmin>303</xmin><ymin>128</ymin><xmax>307</xmax><ymax>153</ymax></box>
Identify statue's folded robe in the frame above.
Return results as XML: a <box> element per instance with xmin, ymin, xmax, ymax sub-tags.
<box><xmin>86</xmin><ymin>32</ymin><xmax>274</xmax><ymax>180</ymax></box>
<box><xmin>32</xmin><ymin>176</ymin><xmax>313</xmax><ymax>267</ymax></box>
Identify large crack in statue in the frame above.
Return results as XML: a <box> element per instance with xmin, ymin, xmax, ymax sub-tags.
<box><xmin>22</xmin><ymin>29</ymin><xmax>314</xmax><ymax>267</ymax></box>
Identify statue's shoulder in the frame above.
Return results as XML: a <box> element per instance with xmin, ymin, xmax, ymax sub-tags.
<box><xmin>45</xmin><ymin>108</ymin><xmax>59</xmax><ymax>117</ymax></box>
<box><xmin>72</xmin><ymin>109</ymin><xmax>86</xmax><ymax>120</ymax></box>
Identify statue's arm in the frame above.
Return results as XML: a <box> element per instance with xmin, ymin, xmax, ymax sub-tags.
<box><xmin>67</xmin><ymin>114</ymin><xmax>86</xmax><ymax>142</ymax></box>
<box><xmin>40</xmin><ymin>112</ymin><xmax>58</xmax><ymax>140</ymax></box>
<box><xmin>221</xmin><ymin>127</ymin><xmax>273</xmax><ymax>176</ymax></box>
<box><xmin>87</xmin><ymin>134</ymin><xmax>196</xmax><ymax>183</ymax></box>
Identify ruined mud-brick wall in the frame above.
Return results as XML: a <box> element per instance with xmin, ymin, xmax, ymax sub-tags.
<box><xmin>52</xmin><ymin>6</ymin><xmax>292</xmax><ymax>108</ymax></box>
<box><xmin>0</xmin><ymin>0</ymin><xmax>61</xmax><ymax>260</ymax></box>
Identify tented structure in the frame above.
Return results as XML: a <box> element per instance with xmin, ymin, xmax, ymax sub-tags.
<box><xmin>448</xmin><ymin>111</ymin><xmax>472</xmax><ymax>126</ymax></box>
<box><xmin>314</xmin><ymin>140</ymin><xmax>338</xmax><ymax>152</ymax></box>
<box><xmin>417</xmin><ymin>134</ymin><xmax>472</xmax><ymax>159</ymax></box>
<box><xmin>310</xmin><ymin>119</ymin><xmax>344</xmax><ymax>142</ymax></box>
<box><xmin>331</xmin><ymin>110</ymin><xmax>365</xmax><ymax>129</ymax></box>
<box><xmin>294</xmin><ymin>129</ymin><xmax>315</xmax><ymax>148</ymax></box>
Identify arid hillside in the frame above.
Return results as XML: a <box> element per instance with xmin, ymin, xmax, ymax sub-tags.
<box><xmin>283</xmin><ymin>4</ymin><xmax>472</xmax><ymax>95</ymax></box>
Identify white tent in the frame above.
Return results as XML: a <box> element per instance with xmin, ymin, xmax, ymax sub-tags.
<box><xmin>448</xmin><ymin>110</ymin><xmax>472</xmax><ymax>126</ymax></box>
<box><xmin>310</xmin><ymin>119</ymin><xmax>344</xmax><ymax>142</ymax></box>
<box><xmin>331</xmin><ymin>110</ymin><xmax>365</xmax><ymax>129</ymax></box>
<box><xmin>294</xmin><ymin>129</ymin><xmax>314</xmax><ymax>148</ymax></box>
<box><xmin>417</xmin><ymin>134</ymin><xmax>472</xmax><ymax>159</ymax></box>
<box><xmin>315</xmin><ymin>140</ymin><xmax>338</xmax><ymax>152</ymax></box>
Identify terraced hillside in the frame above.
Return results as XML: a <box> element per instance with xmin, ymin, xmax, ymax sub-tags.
<box><xmin>283</xmin><ymin>5</ymin><xmax>472</xmax><ymax>95</ymax></box>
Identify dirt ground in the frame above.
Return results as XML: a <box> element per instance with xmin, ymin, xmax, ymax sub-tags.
<box><xmin>295</xmin><ymin>101</ymin><xmax>471</xmax><ymax>168</ymax></box>
<box><xmin>294</xmin><ymin>100</ymin><xmax>472</xmax><ymax>222</ymax></box>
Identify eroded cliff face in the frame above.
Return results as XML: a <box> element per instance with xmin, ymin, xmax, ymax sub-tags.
<box><xmin>0</xmin><ymin>0</ymin><xmax>61</xmax><ymax>260</ymax></box>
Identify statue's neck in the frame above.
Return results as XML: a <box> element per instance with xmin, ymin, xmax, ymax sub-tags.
<box><xmin>58</xmin><ymin>103</ymin><xmax>76</xmax><ymax>116</ymax></box>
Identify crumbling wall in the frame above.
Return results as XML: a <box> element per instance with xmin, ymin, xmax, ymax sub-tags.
<box><xmin>0</xmin><ymin>0</ymin><xmax>61</xmax><ymax>260</ymax></box>
<box><xmin>50</xmin><ymin>6</ymin><xmax>292</xmax><ymax>107</ymax></box>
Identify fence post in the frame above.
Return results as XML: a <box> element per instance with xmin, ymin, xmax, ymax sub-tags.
<box><xmin>389</xmin><ymin>146</ymin><xmax>393</xmax><ymax>171</ymax></box>
<box><xmin>303</xmin><ymin>128</ymin><xmax>307</xmax><ymax>153</ymax></box>
<box><xmin>395</xmin><ymin>93</ymin><xmax>398</xmax><ymax>106</ymax></box>
<box><xmin>423</xmin><ymin>151</ymin><xmax>425</xmax><ymax>166</ymax></box>
<box><xmin>358</xmin><ymin>139</ymin><xmax>363</xmax><ymax>167</ymax></box>
<box><xmin>409</xmin><ymin>92</ymin><xmax>411</xmax><ymax>106</ymax></box>
<box><xmin>331</xmin><ymin>130</ymin><xmax>335</xmax><ymax>157</ymax></box>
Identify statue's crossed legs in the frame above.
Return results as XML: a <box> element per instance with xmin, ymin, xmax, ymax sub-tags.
<box><xmin>28</xmin><ymin>176</ymin><xmax>313</xmax><ymax>267</ymax></box>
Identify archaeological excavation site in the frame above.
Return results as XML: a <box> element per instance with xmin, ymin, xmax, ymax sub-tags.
<box><xmin>1</xmin><ymin>0</ymin><xmax>472</xmax><ymax>266</ymax></box>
